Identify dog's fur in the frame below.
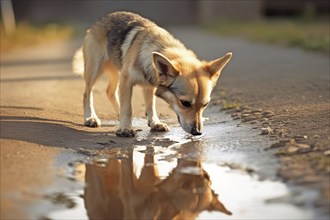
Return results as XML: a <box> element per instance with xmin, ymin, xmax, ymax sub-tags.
<box><xmin>84</xmin><ymin>147</ymin><xmax>232</xmax><ymax>219</ymax></box>
<box><xmin>73</xmin><ymin>11</ymin><xmax>232</xmax><ymax>137</ymax></box>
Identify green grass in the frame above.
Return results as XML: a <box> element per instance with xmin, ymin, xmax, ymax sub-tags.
<box><xmin>206</xmin><ymin>19</ymin><xmax>329</xmax><ymax>54</ymax></box>
<box><xmin>1</xmin><ymin>23</ymin><xmax>75</xmax><ymax>52</ymax></box>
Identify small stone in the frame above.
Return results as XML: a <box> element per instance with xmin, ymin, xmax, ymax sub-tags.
<box><xmin>260</xmin><ymin>118</ymin><xmax>269</xmax><ymax>122</ymax></box>
<box><xmin>232</xmin><ymin>116</ymin><xmax>240</xmax><ymax>120</ymax></box>
<box><xmin>313</xmin><ymin>135</ymin><xmax>320</xmax><ymax>139</ymax></box>
<box><xmin>261</xmin><ymin>127</ymin><xmax>273</xmax><ymax>135</ymax></box>
<box><xmin>277</xmin><ymin>129</ymin><xmax>287</xmax><ymax>136</ymax></box>
<box><xmin>250</xmin><ymin>109</ymin><xmax>263</xmax><ymax>113</ymax></box>
<box><xmin>264</xmin><ymin>114</ymin><xmax>274</xmax><ymax>118</ymax></box>
<box><xmin>268</xmin><ymin>139</ymin><xmax>293</xmax><ymax>149</ymax></box>
<box><xmin>294</xmin><ymin>135</ymin><xmax>308</xmax><ymax>140</ymax></box>
<box><xmin>262</xmin><ymin>111</ymin><xmax>274</xmax><ymax>115</ymax></box>
<box><xmin>252</xmin><ymin>112</ymin><xmax>261</xmax><ymax>116</ymax></box>
<box><xmin>281</xmin><ymin>138</ymin><xmax>296</xmax><ymax>144</ymax></box>
<box><xmin>324</xmin><ymin>150</ymin><xmax>330</xmax><ymax>156</ymax></box>
<box><xmin>241</xmin><ymin>113</ymin><xmax>251</xmax><ymax>119</ymax></box>
<box><xmin>262</xmin><ymin>111</ymin><xmax>274</xmax><ymax>118</ymax></box>
<box><xmin>296</xmin><ymin>143</ymin><xmax>311</xmax><ymax>149</ymax></box>
<box><xmin>262</xmin><ymin>122</ymin><xmax>270</xmax><ymax>127</ymax></box>
<box><xmin>233</xmin><ymin>108</ymin><xmax>243</xmax><ymax>113</ymax></box>
<box><xmin>287</xmin><ymin>146</ymin><xmax>299</xmax><ymax>153</ymax></box>
<box><xmin>242</xmin><ymin>115</ymin><xmax>259</xmax><ymax>122</ymax></box>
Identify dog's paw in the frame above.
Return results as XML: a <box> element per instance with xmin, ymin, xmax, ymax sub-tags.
<box><xmin>116</xmin><ymin>128</ymin><xmax>136</xmax><ymax>137</ymax></box>
<box><xmin>85</xmin><ymin>118</ymin><xmax>101</xmax><ymax>127</ymax></box>
<box><xmin>150</xmin><ymin>123</ymin><xmax>169</xmax><ymax>132</ymax></box>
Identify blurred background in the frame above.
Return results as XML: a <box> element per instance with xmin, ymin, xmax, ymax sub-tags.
<box><xmin>1</xmin><ymin>0</ymin><xmax>329</xmax><ymax>53</ymax></box>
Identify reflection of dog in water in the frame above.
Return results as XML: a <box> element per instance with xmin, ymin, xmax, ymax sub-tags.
<box><xmin>84</xmin><ymin>148</ymin><xmax>232</xmax><ymax>219</ymax></box>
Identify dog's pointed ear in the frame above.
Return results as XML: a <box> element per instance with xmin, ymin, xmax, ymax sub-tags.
<box><xmin>153</xmin><ymin>52</ymin><xmax>179</xmax><ymax>80</ymax></box>
<box><xmin>208</xmin><ymin>191</ymin><xmax>232</xmax><ymax>215</ymax></box>
<box><xmin>206</xmin><ymin>52</ymin><xmax>232</xmax><ymax>81</ymax></box>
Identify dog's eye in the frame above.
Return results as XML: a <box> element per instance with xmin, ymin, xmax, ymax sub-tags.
<box><xmin>180</xmin><ymin>100</ymin><xmax>191</xmax><ymax>108</ymax></box>
<box><xmin>203</xmin><ymin>102</ymin><xmax>209</xmax><ymax>108</ymax></box>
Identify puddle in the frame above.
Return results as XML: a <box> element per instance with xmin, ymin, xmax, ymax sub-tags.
<box><xmin>40</xmin><ymin>117</ymin><xmax>319</xmax><ymax>219</ymax></box>
<box><xmin>103</xmin><ymin>117</ymin><xmax>176</xmax><ymax>127</ymax></box>
<box><xmin>48</xmin><ymin>148</ymin><xmax>313</xmax><ymax>219</ymax></box>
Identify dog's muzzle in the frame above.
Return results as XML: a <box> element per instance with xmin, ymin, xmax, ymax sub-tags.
<box><xmin>177</xmin><ymin>115</ymin><xmax>202</xmax><ymax>135</ymax></box>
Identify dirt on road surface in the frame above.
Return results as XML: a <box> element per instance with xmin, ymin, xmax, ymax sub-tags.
<box><xmin>1</xmin><ymin>27</ymin><xmax>329</xmax><ymax>219</ymax></box>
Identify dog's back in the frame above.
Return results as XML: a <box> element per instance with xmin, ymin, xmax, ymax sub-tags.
<box><xmin>73</xmin><ymin>11</ymin><xmax>187</xmax><ymax>83</ymax></box>
<box><xmin>88</xmin><ymin>12</ymin><xmax>154</xmax><ymax>68</ymax></box>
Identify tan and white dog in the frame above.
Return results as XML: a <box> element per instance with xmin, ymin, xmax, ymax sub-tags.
<box><xmin>73</xmin><ymin>11</ymin><xmax>232</xmax><ymax>137</ymax></box>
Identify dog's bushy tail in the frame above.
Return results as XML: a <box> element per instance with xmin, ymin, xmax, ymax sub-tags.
<box><xmin>72</xmin><ymin>47</ymin><xmax>84</xmax><ymax>76</ymax></box>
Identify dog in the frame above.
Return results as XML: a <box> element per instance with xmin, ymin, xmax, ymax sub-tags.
<box><xmin>72</xmin><ymin>11</ymin><xmax>232</xmax><ymax>137</ymax></box>
<box><xmin>84</xmin><ymin>147</ymin><xmax>232</xmax><ymax>219</ymax></box>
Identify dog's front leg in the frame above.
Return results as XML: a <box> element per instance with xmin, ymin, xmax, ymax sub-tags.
<box><xmin>116</xmin><ymin>74</ymin><xmax>136</xmax><ymax>137</ymax></box>
<box><xmin>143</xmin><ymin>87</ymin><xmax>169</xmax><ymax>132</ymax></box>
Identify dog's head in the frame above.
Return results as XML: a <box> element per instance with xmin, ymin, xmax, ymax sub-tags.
<box><xmin>153</xmin><ymin>50</ymin><xmax>232</xmax><ymax>135</ymax></box>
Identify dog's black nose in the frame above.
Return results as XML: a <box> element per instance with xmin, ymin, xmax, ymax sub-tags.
<box><xmin>191</xmin><ymin>127</ymin><xmax>202</xmax><ymax>136</ymax></box>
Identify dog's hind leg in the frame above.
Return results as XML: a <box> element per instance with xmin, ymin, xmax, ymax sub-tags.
<box><xmin>104</xmin><ymin>61</ymin><xmax>120</xmax><ymax>117</ymax></box>
<box><xmin>83</xmin><ymin>39</ymin><xmax>105</xmax><ymax>127</ymax></box>
<box><xmin>83</xmin><ymin>66</ymin><xmax>102</xmax><ymax>127</ymax></box>
<box><xmin>143</xmin><ymin>87</ymin><xmax>169</xmax><ymax>132</ymax></box>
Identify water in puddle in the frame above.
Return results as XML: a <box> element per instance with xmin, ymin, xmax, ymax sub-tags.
<box><xmin>42</xmin><ymin>118</ymin><xmax>317</xmax><ymax>220</ymax></box>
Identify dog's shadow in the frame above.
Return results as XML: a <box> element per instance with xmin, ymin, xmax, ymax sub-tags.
<box><xmin>0</xmin><ymin>115</ymin><xmax>134</xmax><ymax>149</ymax></box>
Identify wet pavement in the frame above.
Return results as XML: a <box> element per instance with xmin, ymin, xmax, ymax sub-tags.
<box><xmin>27</xmin><ymin>112</ymin><xmax>318</xmax><ymax>219</ymax></box>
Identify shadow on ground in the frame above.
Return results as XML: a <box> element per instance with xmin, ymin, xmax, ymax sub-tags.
<box><xmin>0</xmin><ymin>115</ymin><xmax>127</xmax><ymax>149</ymax></box>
